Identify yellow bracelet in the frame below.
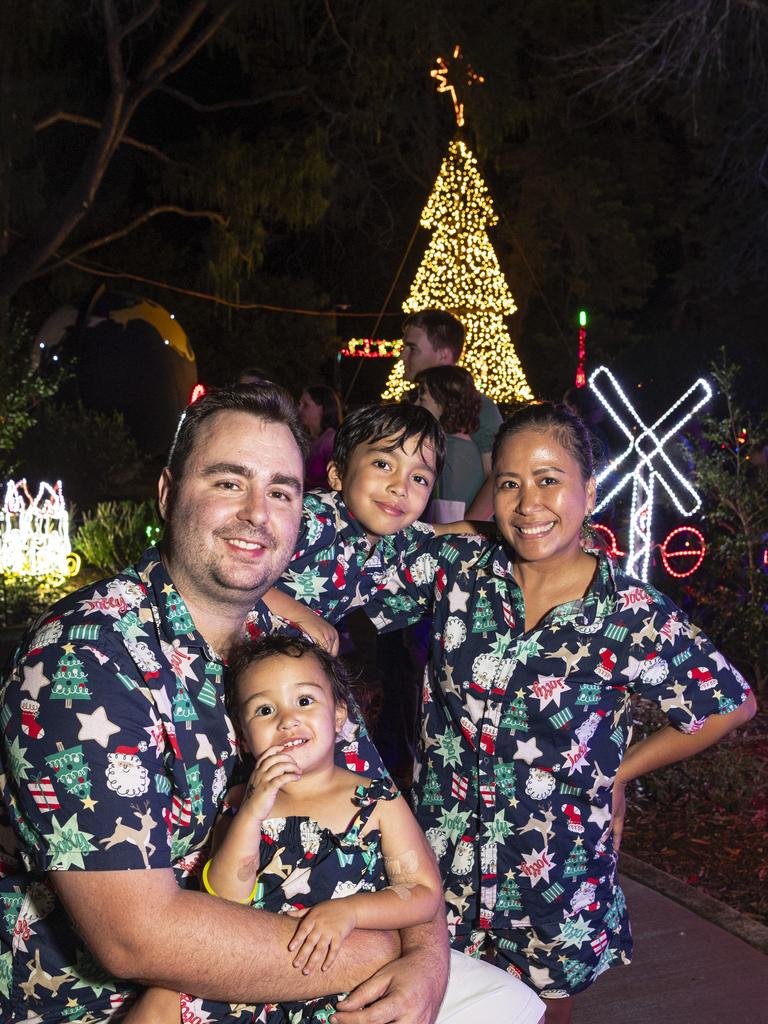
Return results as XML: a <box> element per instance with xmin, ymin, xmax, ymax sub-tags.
<box><xmin>201</xmin><ymin>858</ymin><xmax>259</xmax><ymax>904</ymax></box>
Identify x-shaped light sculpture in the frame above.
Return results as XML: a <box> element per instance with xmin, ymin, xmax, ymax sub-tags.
<box><xmin>589</xmin><ymin>366</ymin><xmax>713</xmax><ymax>581</ymax></box>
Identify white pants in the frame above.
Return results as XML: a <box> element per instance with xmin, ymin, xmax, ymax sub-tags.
<box><xmin>438</xmin><ymin>950</ymin><xmax>546</xmax><ymax>1024</ymax></box>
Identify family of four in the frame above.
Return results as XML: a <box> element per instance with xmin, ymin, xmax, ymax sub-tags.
<box><xmin>0</xmin><ymin>320</ymin><xmax>754</xmax><ymax>1024</ymax></box>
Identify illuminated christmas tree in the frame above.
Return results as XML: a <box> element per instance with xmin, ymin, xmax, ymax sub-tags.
<box><xmin>382</xmin><ymin>137</ymin><xmax>533</xmax><ymax>404</ymax></box>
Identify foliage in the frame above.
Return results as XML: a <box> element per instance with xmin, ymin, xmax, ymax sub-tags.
<box><xmin>0</xmin><ymin>313</ymin><xmax>63</xmax><ymax>476</ymax></box>
<box><xmin>14</xmin><ymin>402</ymin><xmax>144</xmax><ymax>511</ymax></box>
<box><xmin>73</xmin><ymin>500</ymin><xmax>161</xmax><ymax>576</ymax></box>
<box><xmin>680</xmin><ymin>355</ymin><xmax>768</xmax><ymax>693</ymax></box>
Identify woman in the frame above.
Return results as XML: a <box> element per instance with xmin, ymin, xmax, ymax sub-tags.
<box><xmin>415</xmin><ymin>366</ymin><xmax>485</xmax><ymax>523</ymax></box>
<box><xmin>298</xmin><ymin>384</ymin><xmax>343</xmax><ymax>489</ymax></box>
<box><xmin>364</xmin><ymin>402</ymin><xmax>756</xmax><ymax>1023</ymax></box>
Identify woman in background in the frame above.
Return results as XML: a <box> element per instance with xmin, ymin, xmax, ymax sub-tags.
<box><xmin>298</xmin><ymin>384</ymin><xmax>343</xmax><ymax>489</ymax></box>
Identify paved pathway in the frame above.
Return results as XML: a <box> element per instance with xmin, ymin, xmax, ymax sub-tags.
<box><xmin>574</xmin><ymin>872</ymin><xmax>768</xmax><ymax>1022</ymax></box>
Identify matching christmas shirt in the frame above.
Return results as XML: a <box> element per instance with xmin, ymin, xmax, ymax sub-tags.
<box><xmin>0</xmin><ymin>547</ymin><xmax>383</xmax><ymax>1022</ymax></box>
<box><xmin>363</xmin><ymin>538</ymin><xmax>752</xmax><ymax>995</ymax></box>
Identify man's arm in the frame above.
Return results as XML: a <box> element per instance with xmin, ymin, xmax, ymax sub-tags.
<box><xmin>335</xmin><ymin>911</ymin><xmax>450</xmax><ymax>1024</ymax></box>
<box><xmin>52</xmin><ymin>867</ymin><xmax>400</xmax><ymax>1004</ymax></box>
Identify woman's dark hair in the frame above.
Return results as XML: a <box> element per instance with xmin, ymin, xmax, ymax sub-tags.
<box><xmin>302</xmin><ymin>384</ymin><xmax>343</xmax><ymax>432</ymax></box>
<box><xmin>492</xmin><ymin>401</ymin><xmax>599</xmax><ymax>482</ymax></box>
<box><xmin>414</xmin><ymin>366</ymin><xmax>481</xmax><ymax>436</ymax></box>
<box><xmin>167</xmin><ymin>383</ymin><xmax>307</xmax><ymax>480</ymax></box>
<box><xmin>332</xmin><ymin>402</ymin><xmax>446</xmax><ymax>477</ymax></box>
<box><xmin>225</xmin><ymin>634</ymin><xmax>355</xmax><ymax>726</ymax></box>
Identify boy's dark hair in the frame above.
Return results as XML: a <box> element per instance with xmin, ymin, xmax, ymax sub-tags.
<box><xmin>402</xmin><ymin>309</ymin><xmax>465</xmax><ymax>362</ymax></box>
<box><xmin>331</xmin><ymin>402</ymin><xmax>446</xmax><ymax>478</ymax></box>
<box><xmin>303</xmin><ymin>384</ymin><xmax>343</xmax><ymax>432</ymax></box>
<box><xmin>414</xmin><ymin>366</ymin><xmax>481</xmax><ymax>436</ymax></box>
<box><xmin>166</xmin><ymin>383</ymin><xmax>307</xmax><ymax>481</ymax></box>
<box><xmin>225</xmin><ymin>634</ymin><xmax>355</xmax><ymax>726</ymax></box>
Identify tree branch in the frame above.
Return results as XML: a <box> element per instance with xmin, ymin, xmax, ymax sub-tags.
<box><xmin>119</xmin><ymin>0</ymin><xmax>161</xmax><ymax>41</ymax></box>
<box><xmin>34</xmin><ymin>111</ymin><xmax>181</xmax><ymax>166</ymax></box>
<box><xmin>32</xmin><ymin>206</ymin><xmax>228</xmax><ymax>279</ymax></box>
<box><xmin>158</xmin><ymin>84</ymin><xmax>306</xmax><ymax>113</ymax></box>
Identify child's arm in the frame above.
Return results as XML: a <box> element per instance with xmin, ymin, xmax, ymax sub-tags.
<box><xmin>432</xmin><ymin>518</ymin><xmax>497</xmax><ymax>538</ymax></box>
<box><xmin>262</xmin><ymin>587</ymin><xmax>339</xmax><ymax>655</ymax></box>
<box><xmin>120</xmin><ymin>987</ymin><xmax>179</xmax><ymax>1023</ymax></box>
<box><xmin>286</xmin><ymin>794</ymin><xmax>442</xmax><ymax>975</ymax></box>
<box><xmin>205</xmin><ymin>745</ymin><xmax>302</xmax><ymax>902</ymax></box>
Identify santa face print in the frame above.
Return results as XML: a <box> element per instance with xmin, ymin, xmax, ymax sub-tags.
<box><xmin>493</xmin><ymin>428</ymin><xmax>596</xmax><ymax>570</ymax></box>
<box><xmin>235</xmin><ymin>653</ymin><xmax>347</xmax><ymax>779</ymax></box>
<box><xmin>158</xmin><ymin>411</ymin><xmax>304</xmax><ymax>619</ymax></box>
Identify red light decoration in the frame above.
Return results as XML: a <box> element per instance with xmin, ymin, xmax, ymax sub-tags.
<box><xmin>575</xmin><ymin>310</ymin><xmax>587</xmax><ymax>389</ymax></box>
<box><xmin>189</xmin><ymin>383</ymin><xmax>206</xmax><ymax>404</ymax></box>
<box><xmin>591</xmin><ymin>522</ymin><xmax>624</xmax><ymax>558</ymax></box>
<box><xmin>341</xmin><ymin>338</ymin><xmax>401</xmax><ymax>359</ymax></box>
<box><xmin>659</xmin><ymin>526</ymin><xmax>707</xmax><ymax>578</ymax></box>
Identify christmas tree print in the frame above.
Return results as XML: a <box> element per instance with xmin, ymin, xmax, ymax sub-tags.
<box><xmin>382</xmin><ymin>139</ymin><xmax>533</xmax><ymax>403</ymax></box>
<box><xmin>421</xmin><ymin>761</ymin><xmax>443</xmax><ymax>809</ymax></box>
<box><xmin>45</xmin><ymin>743</ymin><xmax>91</xmax><ymax>801</ymax></box>
<box><xmin>500</xmin><ymin>692</ymin><xmax>529</xmax><ymax>733</ymax></box>
<box><xmin>471</xmin><ymin>589</ymin><xmax>496</xmax><ymax>635</ymax></box>
<box><xmin>173</xmin><ymin>681</ymin><xmax>198</xmax><ymax>730</ymax></box>
<box><xmin>496</xmin><ymin>872</ymin><xmax>522</xmax><ymax>912</ymax></box>
<box><xmin>575</xmin><ymin>681</ymin><xmax>601</xmax><ymax>707</ymax></box>
<box><xmin>51</xmin><ymin>644</ymin><xmax>91</xmax><ymax>708</ymax></box>
<box><xmin>494</xmin><ymin>761</ymin><xmax>517</xmax><ymax>798</ymax></box>
<box><xmin>563</xmin><ymin>957</ymin><xmax>591</xmax><ymax>988</ymax></box>
<box><xmin>715</xmin><ymin>689</ymin><xmax>738</xmax><ymax>714</ymax></box>
<box><xmin>198</xmin><ymin>662</ymin><xmax>222</xmax><ymax>708</ymax></box>
<box><xmin>563</xmin><ymin>839</ymin><xmax>587</xmax><ymax>879</ymax></box>
<box><xmin>186</xmin><ymin>764</ymin><xmax>203</xmax><ymax>817</ymax></box>
<box><xmin>164</xmin><ymin>583</ymin><xmax>194</xmax><ymax>635</ymax></box>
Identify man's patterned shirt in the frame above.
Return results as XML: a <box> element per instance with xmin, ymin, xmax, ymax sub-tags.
<box><xmin>0</xmin><ymin>547</ymin><xmax>384</xmax><ymax>1021</ymax></box>
<box><xmin>364</xmin><ymin>536</ymin><xmax>752</xmax><ymax>995</ymax></box>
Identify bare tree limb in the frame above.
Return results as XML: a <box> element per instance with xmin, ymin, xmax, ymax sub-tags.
<box><xmin>119</xmin><ymin>0</ymin><xmax>161</xmax><ymax>41</ymax></box>
<box><xmin>158</xmin><ymin>84</ymin><xmax>306</xmax><ymax>113</ymax></box>
<box><xmin>32</xmin><ymin>206</ymin><xmax>229</xmax><ymax>279</ymax></box>
<box><xmin>34</xmin><ymin>111</ymin><xmax>182</xmax><ymax>166</ymax></box>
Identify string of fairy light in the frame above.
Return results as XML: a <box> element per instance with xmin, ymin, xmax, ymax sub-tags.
<box><xmin>381</xmin><ymin>138</ymin><xmax>533</xmax><ymax>403</ymax></box>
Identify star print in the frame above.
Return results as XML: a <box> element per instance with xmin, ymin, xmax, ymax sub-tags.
<box><xmin>529</xmin><ymin>965</ymin><xmax>554</xmax><ymax>988</ymax></box>
<box><xmin>488</xmin><ymin>630</ymin><xmax>513</xmax><ymax>659</ymax></box>
<box><xmin>21</xmin><ymin>662</ymin><xmax>51</xmax><ymax>700</ymax></box>
<box><xmin>195</xmin><ymin>733</ymin><xmax>217</xmax><ymax>763</ymax></box>
<box><xmin>529</xmin><ymin>674</ymin><xmax>571</xmax><ymax>710</ymax></box>
<box><xmin>447</xmin><ymin>582</ymin><xmax>470</xmax><ymax>613</ymax></box>
<box><xmin>556</xmin><ymin>913</ymin><xmax>593</xmax><ymax>949</ymax></box>
<box><xmin>588</xmin><ymin>803</ymin><xmax>612</xmax><ymax>829</ymax></box>
<box><xmin>76</xmin><ymin>706</ymin><xmax>121</xmax><ymax>748</ymax></box>
<box><xmin>518</xmin><ymin>846</ymin><xmax>556</xmax><ymax>886</ymax></box>
<box><xmin>513</xmin><ymin>737</ymin><xmax>543</xmax><ymax>765</ymax></box>
<box><xmin>709</xmin><ymin>651</ymin><xmax>730</xmax><ymax>672</ymax></box>
<box><xmin>81</xmin><ymin>796</ymin><xmax>98</xmax><ymax>812</ymax></box>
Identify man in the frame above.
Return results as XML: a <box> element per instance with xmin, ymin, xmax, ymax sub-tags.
<box><xmin>400</xmin><ymin>309</ymin><xmax>502</xmax><ymax>519</ymax></box>
<box><xmin>0</xmin><ymin>384</ymin><xmax>534</xmax><ymax>1023</ymax></box>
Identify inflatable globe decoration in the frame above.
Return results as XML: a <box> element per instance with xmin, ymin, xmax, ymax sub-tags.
<box><xmin>35</xmin><ymin>287</ymin><xmax>197</xmax><ymax>454</ymax></box>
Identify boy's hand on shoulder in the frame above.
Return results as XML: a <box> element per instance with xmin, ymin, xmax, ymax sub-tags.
<box><xmin>241</xmin><ymin>746</ymin><xmax>302</xmax><ymax>820</ymax></box>
<box><xmin>286</xmin><ymin>900</ymin><xmax>358</xmax><ymax>974</ymax></box>
<box><xmin>295</xmin><ymin>613</ymin><xmax>339</xmax><ymax>655</ymax></box>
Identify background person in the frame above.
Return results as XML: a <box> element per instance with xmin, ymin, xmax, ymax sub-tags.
<box><xmin>414</xmin><ymin>365</ymin><xmax>485</xmax><ymax>523</ymax></box>
<box><xmin>400</xmin><ymin>309</ymin><xmax>501</xmax><ymax>519</ymax></box>
<box><xmin>298</xmin><ymin>384</ymin><xmax>344</xmax><ymax>490</ymax></box>
<box><xmin>363</xmin><ymin>401</ymin><xmax>757</xmax><ymax>1024</ymax></box>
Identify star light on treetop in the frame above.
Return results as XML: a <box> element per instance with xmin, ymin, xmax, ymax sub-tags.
<box><xmin>430</xmin><ymin>44</ymin><xmax>485</xmax><ymax>128</ymax></box>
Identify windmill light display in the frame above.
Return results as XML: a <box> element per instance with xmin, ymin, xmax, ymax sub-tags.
<box><xmin>1</xmin><ymin>479</ymin><xmax>80</xmax><ymax>583</ymax></box>
<box><xmin>589</xmin><ymin>366</ymin><xmax>713</xmax><ymax>581</ymax></box>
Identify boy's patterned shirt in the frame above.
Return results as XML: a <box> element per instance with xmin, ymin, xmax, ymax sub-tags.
<box><xmin>272</xmin><ymin>489</ymin><xmax>434</xmax><ymax>624</ymax></box>
<box><xmin>0</xmin><ymin>547</ymin><xmax>385</xmax><ymax>1022</ymax></box>
<box><xmin>364</xmin><ymin>535</ymin><xmax>751</xmax><ymax>994</ymax></box>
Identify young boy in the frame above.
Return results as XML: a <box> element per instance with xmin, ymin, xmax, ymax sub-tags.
<box><xmin>263</xmin><ymin>402</ymin><xmax>452</xmax><ymax>643</ymax></box>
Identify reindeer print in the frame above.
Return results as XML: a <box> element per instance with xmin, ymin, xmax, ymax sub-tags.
<box><xmin>100</xmin><ymin>803</ymin><xmax>157</xmax><ymax>868</ymax></box>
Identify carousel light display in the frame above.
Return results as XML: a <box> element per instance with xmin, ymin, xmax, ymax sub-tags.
<box><xmin>1</xmin><ymin>480</ymin><xmax>80</xmax><ymax>583</ymax></box>
<box><xmin>589</xmin><ymin>366</ymin><xmax>712</xmax><ymax>581</ymax></box>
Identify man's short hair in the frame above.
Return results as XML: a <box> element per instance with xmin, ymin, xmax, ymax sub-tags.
<box><xmin>403</xmin><ymin>309</ymin><xmax>465</xmax><ymax>362</ymax></box>
<box><xmin>332</xmin><ymin>403</ymin><xmax>446</xmax><ymax>478</ymax></box>
<box><xmin>166</xmin><ymin>383</ymin><xmax>308</xmax><ymax>481</ymax></box>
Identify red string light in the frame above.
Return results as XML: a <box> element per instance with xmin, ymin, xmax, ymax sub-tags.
<box><xmin>659</xmin><ymin>526</ymin><xmax>707</xmax><ymax>578</ymax></box>
<box><xmin>591</xmin><ymin>522</ymin><xmax>624</xmax><ymax>557</ymax></box>
<box><xmin>189</xmin><ymin>383</ymin><xmax>207</xmax><ymax>404</ymax></box>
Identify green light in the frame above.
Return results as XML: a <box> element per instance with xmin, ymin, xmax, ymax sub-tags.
<box><xmin>579</xmin><ymin>310</ymin><xmax>587</xmax><ymax>327</ymax></box>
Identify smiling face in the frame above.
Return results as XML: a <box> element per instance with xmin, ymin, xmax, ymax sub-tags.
<box><xmin>493</xmin><ymin>428</ymin><xmax>596</xmax><ymax>569</ymax></box>
<box><xmin>236</xmin><ymin>652</ymin><xmax>347</xmax><ymax>773</ymax></box>
<box><xmin>401</xmin><ymin>325</ymin><xmax>454</xmax><ymax>381</ymax></box>
<box><xmin>158</xmin><ymin>410</ymin><xmax>304</xmax><ymax>623</ymax></box>
<box><xmin>297</xmin><ymin>390</ymin><xmax>324</xmax><ymax>438</ymax></box>
<box><xmin>327</xmin><ymin>434</ymin><xmax>437</xmax><ymax>540</ymax></box>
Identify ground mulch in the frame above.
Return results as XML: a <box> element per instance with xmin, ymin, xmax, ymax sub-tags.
<box><xmin>620</xmin><ymin>713</ymin><xmax>768</xmax><ymax>927</ymax></box>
